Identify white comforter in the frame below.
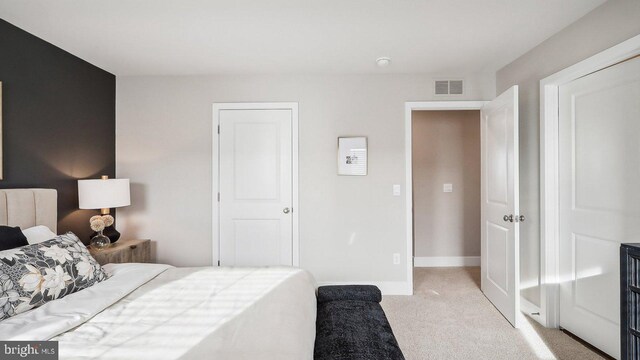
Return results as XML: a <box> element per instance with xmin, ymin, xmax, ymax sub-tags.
<box><xmin>0</xmin><ymin>264</ymin><xmax>317</xmax><ymax>360</ymax></box>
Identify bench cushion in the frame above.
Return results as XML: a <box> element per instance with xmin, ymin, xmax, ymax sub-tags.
<box><xmin>317</xmin><ymin>285</ymin><xmax>382</xmax><ymax>303</ymax></box>
<box><xmin>314</xmin><ymin>286</ymin><xmax>404</xmax><ymax>360</ymax></box>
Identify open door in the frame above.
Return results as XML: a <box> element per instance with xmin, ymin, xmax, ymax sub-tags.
<box><xmin>480</xmin><ymin>86</ymin><xmax>521</xmax><ymax>328</ymax></box>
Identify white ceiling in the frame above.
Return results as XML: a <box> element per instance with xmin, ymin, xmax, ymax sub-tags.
<box><xmin>0</xmin><ymin>0</ymin><xmax>605</xmax><ymax>76</ymax></box>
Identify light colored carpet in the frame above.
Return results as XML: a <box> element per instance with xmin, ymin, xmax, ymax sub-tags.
<box><xmin>381</xmin><ymin>267</ymin><xmax>607</xmax><ymax>360</ymax></box>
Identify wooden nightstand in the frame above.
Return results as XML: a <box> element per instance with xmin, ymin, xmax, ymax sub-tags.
<box><xmin>88</xmin><ymin>239</ymin><xmax>151</xmax><ymax>265</ymax></box>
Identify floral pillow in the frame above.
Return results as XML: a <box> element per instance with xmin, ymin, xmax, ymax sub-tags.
<box><xmin>0</xmin><ymin>232</ymin><xmax>109</xmax><ymax>321</ymax></box>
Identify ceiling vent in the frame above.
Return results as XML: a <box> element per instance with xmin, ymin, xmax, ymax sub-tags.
<box><xmin>434</xmin><ymin>80</ymin><xmax>464</xmax><ymax>95</ymax></box>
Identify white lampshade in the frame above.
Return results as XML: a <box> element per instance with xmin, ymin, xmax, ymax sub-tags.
<box><xmin>78</xmin><ymin>178</ymin><xmax>131</xmax><ymax>209</ymax></box>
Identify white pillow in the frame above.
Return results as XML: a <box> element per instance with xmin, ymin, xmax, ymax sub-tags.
<box><xmin>22</xmin><ymin>225</ymin><xmax>57</xmax><ymax>244</ymax></box>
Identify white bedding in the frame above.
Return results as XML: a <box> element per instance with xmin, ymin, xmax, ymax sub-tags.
<box><xmin>0</xmin><ymin>263</ymin><xmax>317</xmax><ymax>360</ymax></box>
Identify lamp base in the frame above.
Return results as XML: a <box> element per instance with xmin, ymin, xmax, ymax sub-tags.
<box><xmin>90</xmin><ymin>226</ymin><xmax>121</xmax><ymax>243</ymax></box>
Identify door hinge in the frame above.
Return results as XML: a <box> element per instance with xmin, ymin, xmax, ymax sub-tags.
<box><xmin>217</xmin><ymin>260</ymin><xmax>220</xmax><ymax>266</ymax></box>
<box><xmin>217</xmin><ymin>193</ymin><xmax>220</xmax><ymax>202</ymax></box>
<box><xmin>217</xmin><ymin>125</ymin><xmax>220</xmax><ymax>134</ymax></box>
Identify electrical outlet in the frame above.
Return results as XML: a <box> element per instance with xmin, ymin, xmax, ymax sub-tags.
<box><xmin>393</xmin><ymin>253</ymin><xmax>400</xmax><ymax>265</ymax></box>
<box><xmin>393</xmin><ymin>184</ymin><xmax>401</xmax><ymax>196</ymax></box>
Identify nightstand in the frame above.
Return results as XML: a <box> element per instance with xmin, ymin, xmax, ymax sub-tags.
<box><xmin>88</xmin><ymin>238</ymin><xmax>151</xmax><ymax>265</ymax></box>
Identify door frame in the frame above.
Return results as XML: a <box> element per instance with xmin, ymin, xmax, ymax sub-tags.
<box><xmin>539</xmin><ymin>34</ymin><xmax>640</xmax><ymax>328</ymax></box>
<box><xmin>404</xmin><ymin>101</ymin><xmax>488</xmax><ymax>294</ymax></box>
<box><xmin>212</xmin><ymin>102</ymin><xmax>299</xmax><ymax>267</ymax></box>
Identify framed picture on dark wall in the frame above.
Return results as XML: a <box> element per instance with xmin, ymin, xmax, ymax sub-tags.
<box><xmin>338</xmin><ymin>136</ymin><xmax>367</xmax><ymax>176</ymax></box>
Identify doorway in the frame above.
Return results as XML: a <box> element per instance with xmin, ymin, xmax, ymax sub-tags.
<box><xmin>213</xmin><ymin>102</ymin><xmax>299</xmax><ymax>267</ymax></box>
<box><xmin>405</xmin><ymin>91</ymin><xmax>522</xmax><ymax>327</ymax></box>
<box><xmin>405</xmin><ymin>101</ymin><xmax>487</xmax><ymax>297</ymax></box>
<box><xmin>411</xmin><ymin>110</ymin><xmax>482</xmax><ymax>268</ymax></box>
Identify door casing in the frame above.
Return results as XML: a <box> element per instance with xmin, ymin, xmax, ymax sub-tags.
<box><xmin>540</xmin><ymin>33</ymin><xmax>640</xmax><ymax>329</ymax></box>
<box><xmin>212</xmin><ymin>102</ymin><xmax>299</xmax><ymax>267</ymax></box>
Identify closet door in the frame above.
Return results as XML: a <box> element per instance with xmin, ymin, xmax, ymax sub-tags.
<box><xmin>558</xmin><ymin>55</ymin><xmax>640</xmax><ymax>359</ymax></box>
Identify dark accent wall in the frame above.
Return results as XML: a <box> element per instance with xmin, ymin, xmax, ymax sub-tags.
<box><xmin>0</xmin><ymin>19</ymin><xmax>115</xmax><ymax>241</ymax></box>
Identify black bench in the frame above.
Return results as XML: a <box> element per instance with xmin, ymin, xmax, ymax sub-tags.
<box><xmin>314</xmin><ymin>285</ymin><xmax>405</xmax><ymax>360</ymax></box>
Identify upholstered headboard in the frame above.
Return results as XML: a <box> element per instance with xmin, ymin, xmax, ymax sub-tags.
<box><xmin>0</xmin><ymin>189</ymin><xmax>57</xmax><ymax>233</ymax></box>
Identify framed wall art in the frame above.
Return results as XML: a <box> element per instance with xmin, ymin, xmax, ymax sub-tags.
<box><xmin>338</xmin><ymin>136</ymin><xmax>367</xmax><ymax>176</ymax></box>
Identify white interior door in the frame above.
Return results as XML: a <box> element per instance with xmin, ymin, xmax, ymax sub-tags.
<box><xmin>558</xmin><ymin>56</ymin><xmax>640</xmax><ymax>359</ymax></box>
<box><xmin>481</xmin><ymin>86</ymin><xmax>521</xmax><ymax>328</ymax></box>
<box><xmin>219</xmin><ymin>108</ymin><xmax>293</xmax><ymax>266</ymax></box>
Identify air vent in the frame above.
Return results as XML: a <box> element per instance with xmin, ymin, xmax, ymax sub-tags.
<box><xmin>449</xmin><ymin>80</ymin><xmax>463</xmax><ymax>95</ymax></box>
<box><xmin>434</xmin><ymin>80</ymin><xmax>464</xmax><ymax>95</ymax></box>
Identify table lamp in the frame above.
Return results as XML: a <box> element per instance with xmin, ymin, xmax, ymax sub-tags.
<box><xmin>78</xmin><ymin>175</ymin><xmax>130</xmax><ymax>243</ymax></box>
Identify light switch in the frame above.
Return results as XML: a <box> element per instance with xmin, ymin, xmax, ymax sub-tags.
<box><xmin>443</xmin><ymin>183</ymin><xmax>453</xmax><ymax>193</ymax></box>
<box><xmin>393</xmin><ymin>184</ymin><xmax>401</xmax><ymax>196</ymax></box>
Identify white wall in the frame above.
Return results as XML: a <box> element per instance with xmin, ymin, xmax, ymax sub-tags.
<box><xmin>496</xmin><ymin>0</ymin><xmax>640</xmax><ymax>306</ymax></box>
<box><xmin>116</xmin><ymin>73</ymin><xmax>494</xmax><ymax>292</ymax></box>
<box><xmin>412</xmin><ymin>110</ymin><xmax>481</xmax><ymax>261</ymax></box>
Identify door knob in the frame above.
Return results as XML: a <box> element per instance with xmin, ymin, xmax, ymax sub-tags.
<box><xmin>283</xmin><ymin>207</ymin><xmax>291</xmax><ymax>214</ymax></box>
<box><xmin>517</xmin><ymin>215</ymin><xmax>525</xmax><ymax>222</ymax></box>
<box><xmin>503</xmin><ymin>215</ymin><xmax>514</xmax><ymax>222</ymax></box>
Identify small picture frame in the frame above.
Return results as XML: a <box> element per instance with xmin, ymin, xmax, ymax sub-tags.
<box><xmin>338</xmin><ymin>137</ymin><xmax>367</xmax><ymax>176</ymax></box>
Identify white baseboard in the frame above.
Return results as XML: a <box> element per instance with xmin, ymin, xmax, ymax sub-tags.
<box><xmin>316</xmin><ymin>281</ymin><xmax>412</xmax><ymax>296</ymax></box>
<box><xmin>414</xmin><ymin>256</ymin><xmax>480</xmax><ymax>267</ymax></box>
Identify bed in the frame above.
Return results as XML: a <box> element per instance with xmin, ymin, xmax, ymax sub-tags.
<box><xmin>0</xmin><ymin>189</ymin><xmax>317</xmax><ymax>360</ymax></box>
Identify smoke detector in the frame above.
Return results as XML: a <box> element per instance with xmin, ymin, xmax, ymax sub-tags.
<box><xmin>376</xmin><ymin>57</ymin><xmax>391</xmax><ymax>67</ymax></box>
